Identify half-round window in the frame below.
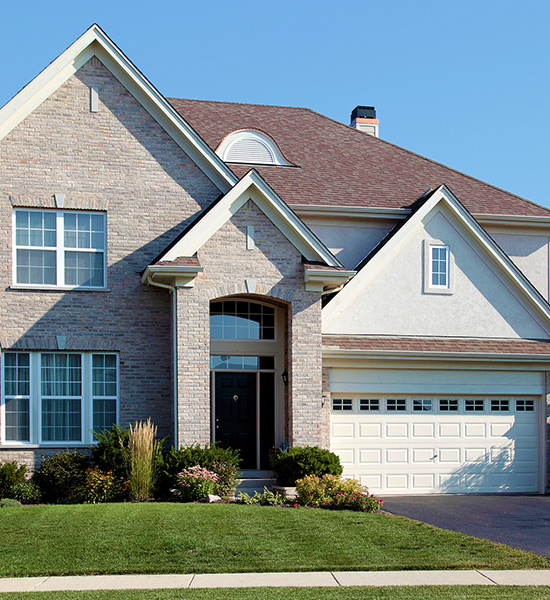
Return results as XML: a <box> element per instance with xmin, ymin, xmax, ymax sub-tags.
<box><xmin>216</xmin><ymin>130</ymin><xmax>291</xmax><ymax>166</ymax></box>
<box><xmin>210</xmin><ymin>300</ymin><xmax>275</xmax><ymax>340</ymax></box>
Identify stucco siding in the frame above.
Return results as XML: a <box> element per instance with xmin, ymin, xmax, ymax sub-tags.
<box><xmin>323</xmin><ymin>207</ymin><xmax>550</xmax><ymax>339</ymax></box>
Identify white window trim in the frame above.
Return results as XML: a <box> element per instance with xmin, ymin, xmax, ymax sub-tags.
<box><xmin>12</xmin><ymin>209</ymin><xmax>107</xmax><ymax>290</ymax></box>
<box><xmin>1</xmin><ymin>352</ymin><xmax>119</xmax><ymax>447</ymax></box>
<box><xmin>423</xmin><ymin>239</ymin><xmax>454</xmax><ymax>295</ymax></box>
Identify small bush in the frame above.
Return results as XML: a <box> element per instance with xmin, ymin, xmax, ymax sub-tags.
<box><xmin>270</xmin><ymin>446</ymin><xmax>342</xmax><ymax>486</ymax></box>
<box><xmin>77</xmin><ymin>466</ymin><xmax>129</xmax><ymax>504</ymax></box>
<box><xmin>176</xmin><ymin>466</ymin><xmax>218</xmax><ymax>501</ymax></box>
<box><xmin>91</xmin><ymin>425</ymin><xmax>130</xmax><ymax>480</ymax></box>
<box><xmin>237</xmin><ymin>487</ymin><xmax>286</xmax><ymax>506</ymax></box>
<box><xmin>296</xmin><ymin>474</ymin><xmax>384</xmax><ymax>512</ymax></box>
<box><xmin>158</xmin><ymin>444</ymin><xmax>241</xmax><ymax>498</ymax></box>
<box><xmin>32</xmin><ymin>450</ymin><xmax>90</xmax><ymax>504</ymax></box>
<box><xmin>0</xmin><ymin>498</ymin><xmax>22</xmax><ymax>508</ymax></box>
<box><xmin>0</xmin><ymin>461</ymin><xmax>27</xmax><ymax>498</ymax></box>
<box><xmin>11</xmin><ymin>481</ymin><xmax>42</xmax><ymax>504</ymax></box>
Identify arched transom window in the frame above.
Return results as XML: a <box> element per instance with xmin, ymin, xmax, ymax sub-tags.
<box><xmin>216</xmin><ymin>129</ymin><xmax>291</xmax><ymax>166</ymax></box>
<box><xmin>210</xmin><ymin>300</ymin><xmax>275</xmax><ymax>340</ymax></box>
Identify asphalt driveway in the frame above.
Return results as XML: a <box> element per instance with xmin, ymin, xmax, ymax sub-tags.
<box><xmin>383</xmin><ymin>495</ymin><xmax>550</xmax><ymax>558</ymax></box>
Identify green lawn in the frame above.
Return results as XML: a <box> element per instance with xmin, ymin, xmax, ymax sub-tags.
<box><xmin>0</xmin><ymin>503</ymin><xmax>547</xmax><ymax>577</ymax></box>
<box><xmin>4</xmin><ymin>588</ymin><xmax>550</xmax><ymax>600</ymax></box>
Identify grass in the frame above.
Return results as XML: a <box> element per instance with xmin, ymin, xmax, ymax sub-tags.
<box><xmin>0</xmin><ymin>503</ymin><xmax>548</xmax><ymax>577</ymax></box>
<box><xmin>3</xmin><ymin>588</ymin><xmax>550</xmax><ymax>600</ymax></box>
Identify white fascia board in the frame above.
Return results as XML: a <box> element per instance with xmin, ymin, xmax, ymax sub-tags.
<box><xmin>324</xmin><ymin>185</ymin><xmax>550</xmax><ymax>327</ymax></box>
<box><xmin>162</xmin><ymin>170</ymin><xmax>344</xmax><ymax>267</ymax></box>
<box><xmin>474</xmin><ymin>214</ymin><xmax>550</xmax><ymax>228</ymax></box>
<box><xmin>322</xmin><ymin>347</ymin><xmax>550</xmax><ymax>365</ymax></box>
<box><xmin>0</xmin><ymin>25</ymin><xmax>236</xmax><ymax>193</ymax></box>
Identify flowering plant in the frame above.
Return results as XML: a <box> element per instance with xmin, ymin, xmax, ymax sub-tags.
<box><xmin>176</xmin><ymin>465</ymin><xmax>218</xmax><ymax>501</ymax></box>
<box><xmin>77</xmin><ymin>466</ymin><xmax>129</xmax><ymax>503</ymax></box>
<box><xmin>296</xmin><ymin>474</ymin><xmax>384</xmax><ymax>512</ymax></box>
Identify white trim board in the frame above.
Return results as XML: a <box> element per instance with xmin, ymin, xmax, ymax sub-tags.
<box><xmin>323</xmin><ymin>185</ymin><xmax>550</xmax><ymax>332</ymax></box>
<box><xmin>0</xmin><ymin>24</ymin><xmax>237</xmax><ymax>193</ymax></box>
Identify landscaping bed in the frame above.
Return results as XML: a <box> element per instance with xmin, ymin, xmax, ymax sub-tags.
<box><xmin>0</xmin><ymin>503</ymin><xmax>548</xmax><ymax>578</ymax></box>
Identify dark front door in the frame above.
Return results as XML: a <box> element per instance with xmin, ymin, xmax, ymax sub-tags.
<box><xmin>215</xmin><ymin>372</ymin><xmax>256</xmax><ymax>469</ymax></box>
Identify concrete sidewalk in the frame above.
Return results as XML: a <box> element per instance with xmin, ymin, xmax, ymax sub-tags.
<box><xmin>1</xmin><ymin>570</ymin><xmax>550</xmax><ymax>592</ymax></box>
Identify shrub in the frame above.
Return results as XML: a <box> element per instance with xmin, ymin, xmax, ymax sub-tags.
<box><xmin>270</xmin><ymin>446</ymin><xmax>342</xmax><ymax>486</ymax></box>
<box><xmin>176</xmin><ymin>466</ymin><xmax>218</xmax><ymax>501</ymax></box>
<box><xmin>0</xmin><ymin>498</ymin><xmax>22</xmax><ymax>508</ymax></box>
<box><xmin>128</xmin><ymin>419</ymin><xmax>161</xmax><ymax>502</ymax></box>
<box><xmin>237</xmin><ymin>487</ymin><xmax>286</xmax><ymax>506</ymax></box>
<box><xmin>158</xmin><ymin>444</ymin><xmax>241</xmax><ymax>498</ymax></box>
<box><xmin>0</xmin><ymin>461</ymin><xmax>28</xmax><ymax>498</ymax></box>
<box><xmin>296</xmin><ymin>474</ymin><xmax>384</xmax><ymax>512</ymax></box>
<box><xmin>91</xmin><ymin>425</ymin><xmax>130</xmax><ymax>480</ymax></box>
<box><xmin>32</xmin><ymin>450</ymin><xmax>90</xmax><ymax>504</ymax></box>
<box><xmin>77</xmin><ymin>466</ymin><xmax>129</xmax><ymax>504</ymax></box>
<box><xmin>11</xmin><ymin>481</ymin><xmax>42</xmax><ymax>504</ymax></box>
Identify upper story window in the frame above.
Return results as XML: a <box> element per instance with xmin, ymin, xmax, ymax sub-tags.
<box><xmin>216</xmin><ymin>129</ymin><xmax>292</xmax><ymax>166</ymax></box>
<box><xmin>13</xmin><ymin>209</ymin><xmax>106</xmax><ymax>289</ymax></box>
<box><xmin>210</xmin><ymin>301</ymin><xmax>275</xmax><ymax>340</ymax></box>
<box><xmin>423</xmin><ymin>239</ymin><xmax>453</xmax><ymax>294</ymax></box>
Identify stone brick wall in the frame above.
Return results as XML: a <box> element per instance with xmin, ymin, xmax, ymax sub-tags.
<box><xmin>175</xmin><ymin>200</ymin><xmax>326</xmax><ymax>450</ymax></box>
<box><xmin>0</xmin><ymin>56</ymin><xmax>220</xmax><ymax>466</ymax></box>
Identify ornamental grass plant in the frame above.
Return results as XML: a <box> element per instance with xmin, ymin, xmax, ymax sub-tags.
<box><xmin>128</xmin><ymin>419</ymin><xmax>160</xmax><ymax>501</ymax></box>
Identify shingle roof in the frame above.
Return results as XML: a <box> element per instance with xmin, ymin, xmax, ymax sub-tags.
<box><xmin>168</xmin><ymin>98</ymin><xmax>550</xmax><ymax>218</ymax></box>
<box><xmin>322</xmin><ymin>335</ymin><xmax>550</xmax><ymax>356</ymax></box>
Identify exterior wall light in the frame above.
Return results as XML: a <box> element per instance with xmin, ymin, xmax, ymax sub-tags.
<box><xmin>281</xmin><ymin>370</ymin><xmax>289</xmax><ymax>386</ymax></box>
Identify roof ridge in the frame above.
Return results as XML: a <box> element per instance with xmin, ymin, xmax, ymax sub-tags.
<box><xmin>168</xmin><ymin>97</ymin><xmax>309</xmax><ymax>113</ymax></box>
<box><xmin>300</xmin><ymin>107</ymin><xmax>550</xmax><ymax>215</ymax></box>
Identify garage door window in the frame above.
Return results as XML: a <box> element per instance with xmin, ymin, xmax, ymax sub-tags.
<box><xmin>413</xmin><ymin>399</ymin><xmax>432</xmax><ymax>411</ymax></box>
<box><xmin>332</xmin><ymin>398</ymin><xmax>352</xmax><ymax>411</ymax></box>
<box><xmin>439</xmin><ymin>399</ymin><xmax>459</xmax><ymax>411</ymax></box>
<box><xmin>491</xmin><ymin>399</ymin><xmax>510</xmax><ymax>412</ymax></box>
<box><xmin>387</xmin><ymin>399</ymin><xmax>407</xmax><ymax>411</ymax></box>
<box><xmin>465</xmin><ymin>399</ymin><xmax>484</xmax><ymax>412</ymax></box>
<box><xmin>516</xmin><ymin>399</ymin><xmax>534</xmax><ymax>411</ymax></box>
<box><xmin>360</xmin><ymin>398</ymin><xmax>380</xmax><ymax>411</ymax></box>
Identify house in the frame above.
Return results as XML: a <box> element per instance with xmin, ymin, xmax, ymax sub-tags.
<box><xmin>1</xmin><ymin>24</ymin><xmax>550</xmax><ymax>495</ymax></box>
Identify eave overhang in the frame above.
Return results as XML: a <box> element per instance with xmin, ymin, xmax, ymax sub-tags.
<box><xmin>304</xmin><ymin>267</ymin><xmax>356</xmax><ymax>292</ymax></box>
<box><xmin>141</xmin><ymin>264</ymin><xmax>204</xmax><ymax>289</ymax></box>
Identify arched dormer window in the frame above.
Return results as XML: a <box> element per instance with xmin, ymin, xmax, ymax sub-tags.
<box><xmin>216</xmin><ymin>129</ymin><xmax>291</xmax><ymax>166</ymax></box>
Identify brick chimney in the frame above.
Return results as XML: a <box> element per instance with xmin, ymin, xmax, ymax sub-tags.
<box><xmin>350</xmin><ymin>106</ymin><xmax>379</xmax><ymax>137</ymax></box>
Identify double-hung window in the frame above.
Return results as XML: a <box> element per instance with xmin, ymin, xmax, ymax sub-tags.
<box><xmin>424</xmin><ymin>239</ymin><xmax>453</xmax><ymax>294</ymax></box>
<box><xmin>14</xmin><ymin>209</ymin><xmax>106</xmax><ymax>289</ymax></box>
<box><xmin>1</xmin><ymin>352</ymin><xmax>118</xmax><ymax>445</ymax></box>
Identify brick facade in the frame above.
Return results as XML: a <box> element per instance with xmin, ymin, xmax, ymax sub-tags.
<box><xmin>175</xmin><ymin>200</ymin><xmax>325</xmax><ymax>452</ymax></box>
<box><xmin>0</xmin><ymin>57</ymin><xmax>220</xmax><ymax>466</ymax></box>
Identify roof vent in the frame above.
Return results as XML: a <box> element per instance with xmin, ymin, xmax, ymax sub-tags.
<box><xmin>216</xmin><ymin>129</ymin><xmax>291</xmax><ymax>166</ymax></box>
<box><xmin>350</xmin><ymin>106</ymin><xmax>379</xmax><ymax>137</ymax></box>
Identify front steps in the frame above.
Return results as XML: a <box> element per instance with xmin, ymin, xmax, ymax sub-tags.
<box><xmin>235</xmin><ymin>470</ymin><xmax>276</xmax><ymax>497</ymax></box>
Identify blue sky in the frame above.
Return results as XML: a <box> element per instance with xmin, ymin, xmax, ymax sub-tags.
<box><xmin>1</xmin><ymin>1</ymin><xmax>549</xmax><ymax>208</ymax></box>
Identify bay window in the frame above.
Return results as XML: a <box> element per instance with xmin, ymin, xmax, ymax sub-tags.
<box><xmin>14</xmin><ymin>209</ymin><xmax>106</xmax><ymax>289</ymax></box>
<box><xmin>1</xmin><ymin>352</ymin><xmax>118</xmax><ymax>445</ymax></box>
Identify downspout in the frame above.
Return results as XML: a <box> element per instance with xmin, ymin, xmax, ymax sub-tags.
<box><xmin>322</xmin><ymin>284</ymin><xmax>345</xmax><ymax>295</ymax></box>
<box><xmin>146</xmin><ymin>275</ymin><xmax>178</xmax><ymax>446</ymax></box>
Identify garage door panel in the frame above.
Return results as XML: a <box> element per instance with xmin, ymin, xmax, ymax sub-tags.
<box><xmin>464</xmin><ymin>423</ymin><xmax>486</xmax><ymax>437</ymax></box>
<box><xmin>359</xmin><ymin>423</ymin><xmax>382</xmax><ymax>438</ymax></box>
<box><xmin>439</xmin><ymin>423</ymin><xmax>461</xmax><ymax>437</ymax></box>
<box><xmin>412</xmin><ymin>448</ymin><xmax>437</xmax><ymax>463</ymax></box>
<box><xmin>386</xmin><ymin>423</ymin><xmax>408</xmax><ymax>437</ymax></box>
<box><xmin>332</xmin><ymin>423</ymin><xmax>354</xmax><ymax>438</ymax></box>
<box><xmin>385</xmin><ymin>448</ymin><xmax>408</xmax><ymax>463</ymax></box>
<box><xmin>359</xmin><ymin>449</ymin><xmax>382</xmax><ymax>464</ymax></box>
<box><xmin>330</xmin><ymin>394</ymin><xmax>540</xmax><ymax>495</ymax></box>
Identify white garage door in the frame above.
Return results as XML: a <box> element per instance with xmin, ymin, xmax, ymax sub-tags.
<box><xmin>330</xmin><ymin>395</ymin><xmax>541</xmax><ymax>495</ymax></box>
